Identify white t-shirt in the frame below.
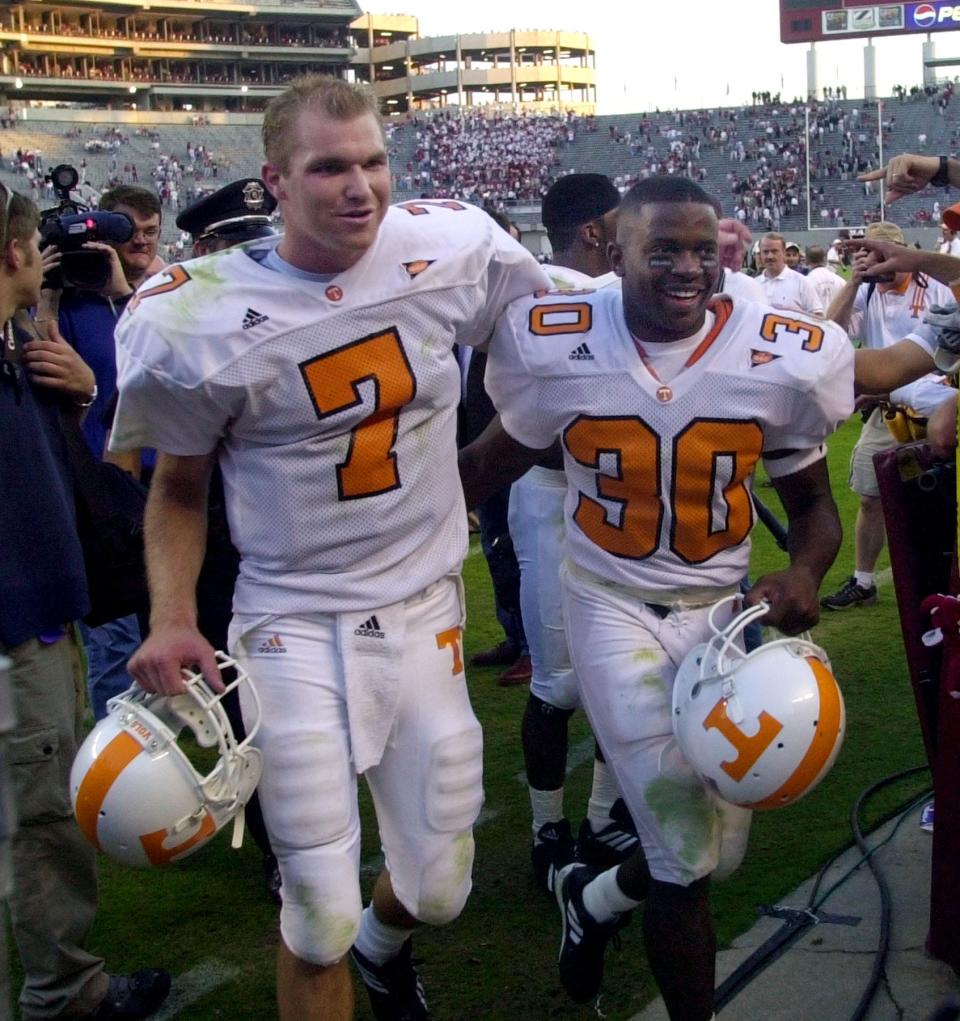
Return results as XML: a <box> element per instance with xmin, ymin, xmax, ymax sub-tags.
<box><xmin>759</xmin><ymin>266</ymin><xmax>825</xmax><ymax>318</ymax></box>
<box><xmin>486</xmin><ymin>291</ymin><xmax>854</xmax><ymax>596</ymax></box>
<box><xmin>718</xmin><ymin>269</ymin><xmax>765</xmax><ymax>304</ymax></box>
<box><xmin>806</xmin><ymin>265</ymin><xmax>846</xmax><ymax>313</ymax></box>
<box><xmin>112</xmin><ymin>201</ymin><xmax>550</xmax><ymax>614</ymax></box>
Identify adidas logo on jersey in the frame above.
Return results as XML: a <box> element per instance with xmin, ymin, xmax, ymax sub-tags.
<box><xmin>354</xmin><ymin>615</ymin><xmax>385</xmax><ymax>639</ymax></box>
<box><xmin>242</xmin><ymin>308</ymin><xmax>269</xmax><ymax>330</ymax></box>
<box><xmin>257</xmin><ymin>634</ymin><xmax>287</xmax><ymax>654</ymax></box>
<box><xmin>568</xmin><ymin>343</ymin><xmax>594</xmax><ymax>361</ymax></box>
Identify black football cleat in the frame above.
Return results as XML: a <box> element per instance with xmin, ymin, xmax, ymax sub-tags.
<box><xmin>556</xmin><ymin>864</ymin><xmax>629</xmax><ymax>1004</ymax></box>
<box><xmin>351</xmin><ymin>939</ymin><xmax>428</xmax><ymax>1020</ymax></box>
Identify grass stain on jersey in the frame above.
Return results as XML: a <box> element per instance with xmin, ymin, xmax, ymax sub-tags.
<box><xmin>632</xmin><ymin>649</ymin><xmax>660</xmax><ymax>664</ymax></box>
<box><xmin>644</xmin><ymin>777</ymin><xmax>714</xmax><ymax>867</ymax></box>
<box><xmin>638</xmin><ymin>670</ymin><xmax>664</xmax><ymax>691</ymax></box>
<box><xmin>166</xmin><ymin>258</ymin><xmax>231</xmax><ymax>335</ymax></box>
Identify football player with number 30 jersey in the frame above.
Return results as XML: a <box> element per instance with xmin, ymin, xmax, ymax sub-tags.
<box><xmin>464</xmin><ymin>177</ymin><xmax>853</xmax><ymax>1020</ymax></box>
<box><xmin>111</xmin><ymin>76</ymin><xmax>549</xmax><ymax>1021</ymax></box>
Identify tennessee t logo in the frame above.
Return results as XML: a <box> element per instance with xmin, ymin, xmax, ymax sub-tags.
<box><xmin>702</xmin><ymin>699</ymin><xmax>783</xmax><ymax>782</ymax></box>
<box><xmin>436</xmin><ymin>627</ymin><xmax>464</xmax><ymax>676</ymax></box>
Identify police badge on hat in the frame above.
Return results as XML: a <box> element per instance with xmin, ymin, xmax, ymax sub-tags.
<box><xmin>242</xmin><ymin>180</ymin><xmax>267</xmax><ymax>212</ymax></box>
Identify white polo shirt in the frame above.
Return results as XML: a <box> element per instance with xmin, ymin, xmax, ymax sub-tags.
<box><xmin>759</xmin><ymin>266</ymin><xmax>825</xmax><ymax>318</ymax></box>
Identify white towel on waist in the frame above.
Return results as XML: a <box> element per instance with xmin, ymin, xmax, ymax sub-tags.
<box><xmin>338</xmin><ymin>603</ymin><xmax>406</xmax><ymax>774</ymax></box>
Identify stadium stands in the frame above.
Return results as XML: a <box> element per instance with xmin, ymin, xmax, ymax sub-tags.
<box><xmin>2</xmin><ymin>81</ymin><xmax>957</xmax><ymax>252</ymax></box>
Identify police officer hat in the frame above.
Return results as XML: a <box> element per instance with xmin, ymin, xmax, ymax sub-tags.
<box><xmin>176</xmin><ymin>178</ymin><xmax>277</xmax><ymax>244</ymax></box>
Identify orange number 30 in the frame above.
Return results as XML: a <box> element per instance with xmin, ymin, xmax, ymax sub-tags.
<box><xmin>563</xmin><ymin>416</ymin><xmax>764</xmax><ymax>563</ymax></box>
<box><xmin>299</xmin><ymin>329</ymin><xmax>417</xmax><ymax>500</ymax></box>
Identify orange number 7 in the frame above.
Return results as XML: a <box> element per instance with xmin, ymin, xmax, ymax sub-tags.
<box><xmin>299</xmin><ymin>329</ymin><xmax>417</xmax><ymax>500</ymax></box>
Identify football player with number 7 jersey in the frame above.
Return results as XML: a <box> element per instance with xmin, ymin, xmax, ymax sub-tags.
<box><xmin>110</xmin><ymin>75</ymin><xmax>549</xmax><ymax>1021</ymax></box>
<box><xmin>463</xmin><ymin>176</ymin><xmax>854</xmax><ymax>1021</ymax></box>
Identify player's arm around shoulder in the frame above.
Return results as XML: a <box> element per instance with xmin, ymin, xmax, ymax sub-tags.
<box><xmin>460</xmin><ymin>288</ymin><xmax>565</xmax><ymax>508</ymax></box>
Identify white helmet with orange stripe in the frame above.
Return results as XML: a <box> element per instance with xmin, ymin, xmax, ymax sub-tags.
<box><xmin>672</xmin><ymin>597</ymin><xmax>845</xmax><ymax>810</ymax></box>
<box><xmin>70</xmin><ymin>652</ymin><xmax>262</xmax><ymax>867</ymax></box>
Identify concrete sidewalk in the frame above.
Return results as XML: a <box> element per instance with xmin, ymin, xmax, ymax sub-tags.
<box><xmin>631</xmin><ymin>803</ymin><xmax>959</xmax><ymax>1021</ymax></box>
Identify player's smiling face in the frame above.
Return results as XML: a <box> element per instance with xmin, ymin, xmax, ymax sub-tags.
<box><xmin>263</xmin><ymin>108</ymin><xmax>390</xmax><ymax>274</ymax></box>
<box><xmin>612</xmin><ymin>200</ymin><xmax>719</xmax><ymax>343</ymax></box>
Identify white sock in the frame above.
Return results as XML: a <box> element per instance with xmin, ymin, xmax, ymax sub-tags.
<box><xmin>582</xmin><ymin>866</ymin><xmax>643</xmax><ymax>923</ymax></box>
<box><xmin>353</xmin><ymin>905</ymin><xmax>413</xmax><ymax>966</ymax></box>
<box><xmin>586</xmin><ymin>758</ymin><xmax>620</xmax><ymax>833</ymax></box>
<box><xmin>530</xmin><ymin>786</ymin><xmax>565</xmax><ymax>836</ymax></box>
<box><xmin>854</xmin><ymin>571</ymin><xmax>875</xmax><ymax>589</ymax></box>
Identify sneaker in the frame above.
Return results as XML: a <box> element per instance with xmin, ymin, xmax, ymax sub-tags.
<box><xmin>532</xmin><ymin>818</ymin><xmax>576</xmax><ymax>895</ymax></box>
<box><xmin>821</xmin><ymin>576</ymin><xmax>878</xmax><ymax>610</ymax></box>
<box><xmin>350</xmin><ymin>939</ymin><xmax>428</xmax><ymax>1021</ymax></box>
<box><xmin>497</xmin><ymin>654</ymin><xmax>532</xmax><ymax>687</ymax></box>
<box><xmin>577</xmin><ymin>798</ymin><xmax>640</xmax><ymax>872</ymax></box>
<box><xmin>470</xmin><ymin>640</ymin><xmax>518</xmax><ymax>668</ymax></box>
<box><xmin>920</xmin><ymin>800</ymin><xmax>935</xmax><ymax>833</ymax></box>
<box><xmin>88</xmin><ymin>971</ymin><xmax>171</xmax><ymax>1020</ymax></box>
<box><xmin>556</xmin><ymin>864</ymin><xmax>628</xmax><ymax>1004</ymax></box>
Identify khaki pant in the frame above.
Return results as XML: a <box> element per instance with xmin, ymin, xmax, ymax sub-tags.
<box><xmin>5</xmin><ymin>629</ymin><xmax>109</xmax><ymax>1020</ymax></box>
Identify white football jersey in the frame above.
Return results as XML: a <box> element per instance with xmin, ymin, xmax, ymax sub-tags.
<box><xmin>486</xmin><ymin>291</ymin><xmax>854</xmax><ymax>594</ymax></box>
<box><xmin>112</xmin><ymin>201</ymin><xmax>550</xmax><ymax>614</ymax></box>
<box><xmin>546</xmin><ymin>265</ymin><xmax>619</xmax><ymax>291</ymax></box>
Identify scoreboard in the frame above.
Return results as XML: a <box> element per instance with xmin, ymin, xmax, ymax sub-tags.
<box><xmin>780</xmin><ymin>0</ymin><xmax>960</xmax><ymax>43</ymax></box>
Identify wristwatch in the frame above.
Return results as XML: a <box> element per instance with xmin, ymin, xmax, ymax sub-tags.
<box><xmin>931</xmin><ymin>155</ymin><xmax>951</xmax><ymax>188</ymax></box>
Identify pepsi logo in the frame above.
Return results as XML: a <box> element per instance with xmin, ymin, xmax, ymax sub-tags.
<box><xmin>914</xmin><ymin>3</ymin><xmax>937</xmax><ymax>27</ymax></box>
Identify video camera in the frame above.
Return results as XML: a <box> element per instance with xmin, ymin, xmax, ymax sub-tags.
<box><xmin>40</xmin><ymin>164</ymin><xmax>133</xmax><ymax>290</ymax></box>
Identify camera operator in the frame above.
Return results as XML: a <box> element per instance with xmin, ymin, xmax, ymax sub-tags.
<box><xmin>0</xmin><ymin>182</ymin><xmax>170</xmax><ymax>1021</ymax></box>
<box><xmin>42</xmin><ymin>184</ymin><xmax>165</xmax><ymax>720</ymax></box>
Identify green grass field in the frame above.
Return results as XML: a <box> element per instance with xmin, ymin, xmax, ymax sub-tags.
<box><xmin>40</xmin><ymin>415</ymin><xmax>934</xmax><ymax>1021</ymax></box>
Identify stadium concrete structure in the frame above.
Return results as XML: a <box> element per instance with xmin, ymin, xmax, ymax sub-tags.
<box><xmin>350</xmin><ymin>14</ymin><xmax>597</xmax><ymax>114</ymax></box>
<box><xmin>0</xmin><ymin>2</ymin><xmax>596</xmax><ymax>115</ymax></box>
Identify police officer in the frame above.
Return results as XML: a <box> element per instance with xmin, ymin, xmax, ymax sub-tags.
<box><xmin>176</xmin><ymin>177</ymin><xmax>277</xmax><ymax>256</ymax></box>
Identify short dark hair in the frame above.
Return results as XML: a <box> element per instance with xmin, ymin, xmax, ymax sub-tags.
<box><xmin>805</xmin><ymin>245</ymin><xmax>826</xmax><ymax>266</ymax></box>
<box><xmin>99</xmin><ymin>185</ymin><xmax>162</xmax><ymax>222</ymax></box>
<box><xmin>619</xmin><ymin>176</ymin><xmax>717</xmax><ymax>223</ymax></box>
<box><xmin>542</xmin><ymin>173</ymin><xmax>620</xmax><ymax>252</ymax></box>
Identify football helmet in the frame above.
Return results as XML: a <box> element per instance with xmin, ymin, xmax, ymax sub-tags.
<box><xmin>71</xmin><ymin>651</ymin><xmax>263</xmax><ymax>867</ymax></box>
<box><xmin>672</xmin><ymin>597</ymin><xmax>844</xmax><ymax>810</ymax></box>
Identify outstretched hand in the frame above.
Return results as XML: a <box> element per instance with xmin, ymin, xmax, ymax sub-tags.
<box><xmin>858</xmin><ymin>153</ymin><xmax>940</xmax><ymax>203</ymax></box>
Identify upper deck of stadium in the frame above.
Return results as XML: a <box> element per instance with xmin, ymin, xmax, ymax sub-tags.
<box><xmin>0</xmin><ymin>3</ymin><xmax>596</xmax><ymax>114</ymax></box>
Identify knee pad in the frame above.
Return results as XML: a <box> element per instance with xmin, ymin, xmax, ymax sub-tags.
<box><xmin>278</xmin><ymin>844</ymin><xmax>362</xmax><ymax>966</ymax></box>
<box><xmin>415</xmin><ymin>829</ymin><xmax>476</xmax><ymax>926</ymax></box>
<box><xmin>522</xmin><ymin>694</ymin><xmax>575</xmax><ymax>789</ymax></box>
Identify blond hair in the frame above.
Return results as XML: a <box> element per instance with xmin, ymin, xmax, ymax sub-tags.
<box><xmin>761</xmin><ymin>231</ymin><xmax>786</xmax><ymax>249</ymax></box>
<box><xmin>262</xmin><ymin>75</ymin><xmax>382</xmax><ymax>173</ymax></box>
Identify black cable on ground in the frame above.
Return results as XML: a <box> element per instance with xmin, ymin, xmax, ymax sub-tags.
<box><xmin>715</xmin><ymin>764</ymin><xmax>931</xmax><ymax>1017</ymax></box>
<box><xmin>839</xmin><ymin>765</ymin><xmax>931</xmax><ymax>1021</ymax></box>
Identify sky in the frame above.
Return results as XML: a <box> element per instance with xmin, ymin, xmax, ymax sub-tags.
<box><xmin>364</xmin><ymin>0</ymin><xmax>960</xmax><ymax>113</ymax></box>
